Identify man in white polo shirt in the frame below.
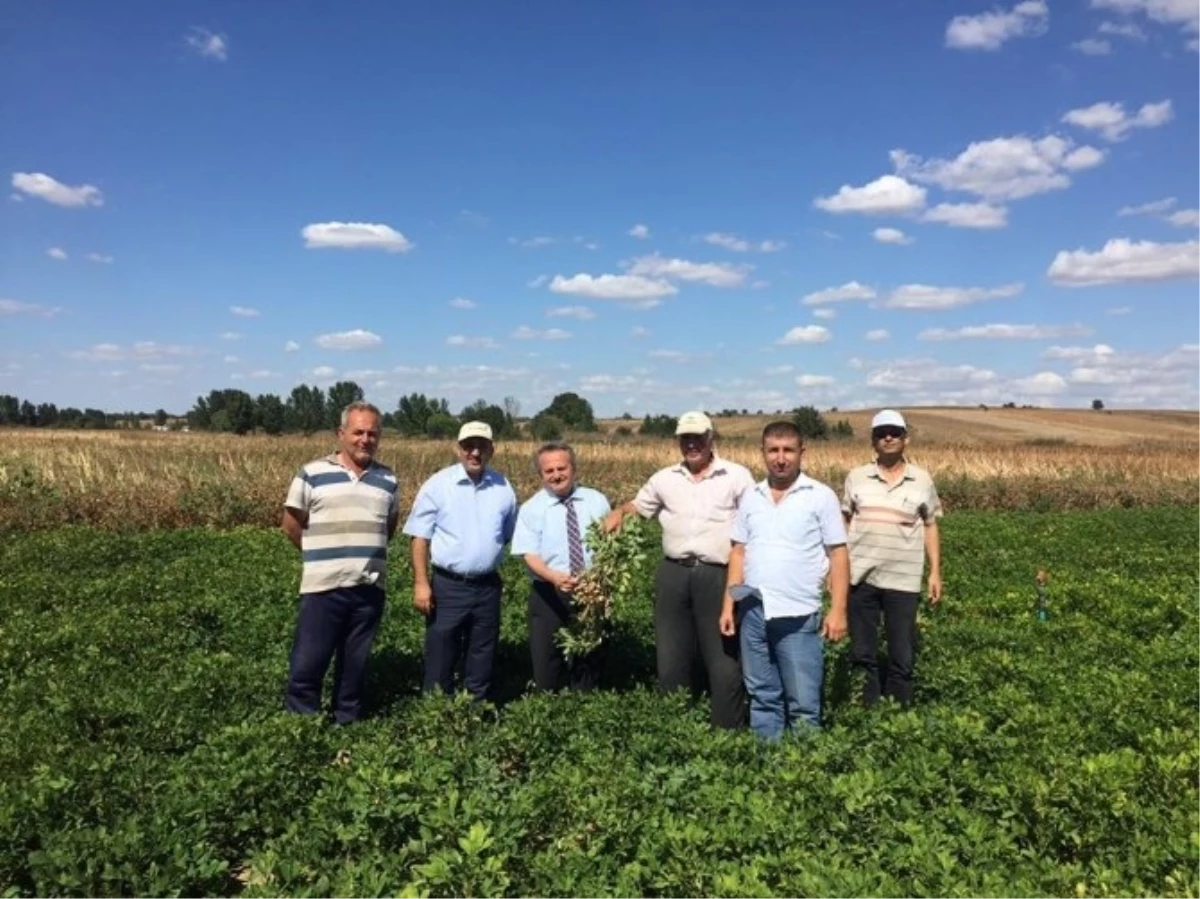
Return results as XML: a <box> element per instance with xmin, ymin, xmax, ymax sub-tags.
<box><xmin>281</xmin><ymin>401</ymin><xmax>400</xmax><ymax>724</ymax></box>
<box><xmin>842</xmin><ymin>409</ymin><xmax>943</xmax><ymax>708</ymax></box>
<box><xmin>719</xmin><ymin>420</ymin><xmax>849</xmax><ymax>740</ymax></box>
<box><xmin>605</xmin><ymin>410</ymin><xmax>755</xmax><ymax>729</ymax></box>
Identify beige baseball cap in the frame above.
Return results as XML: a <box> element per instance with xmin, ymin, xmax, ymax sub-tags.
<box><xmin>457</xmin><ymin>420</ymin><xmax>494</xmax><ymax>442</ymax></box>
<box><xmin>675</xmin><ymin>411</ymin><xmax>714</xmax><ymax>435</ymax></box>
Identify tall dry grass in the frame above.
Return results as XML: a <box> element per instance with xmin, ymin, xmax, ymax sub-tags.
<box><xmin>0</xmin><ymin>428</ymin><xmax>1196</xmax><ymax>530</ymax></box>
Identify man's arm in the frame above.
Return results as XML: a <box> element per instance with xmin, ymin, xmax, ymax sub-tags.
<box><xmin>603</xmin><ymin>477</ymin><xmax>661</xmax><ymax>532</ymax></box>
<box><xmin>523</xmin><ymin>554</ymin><xmax>576</xmax><ymax>593</ymax></box>
<box><xmin>719</xmin><ymin>542</ymin><xmax>746</xmax><ymax>636</ymax></box>
<box><xmin>822</xmin><ymin>544</ymin><xmax>849</xmax><ymax>641</ymax></box>
<box><xmin>281</xmin><ymin>506</ymin><xmax>307</xmax><ymax>550</ymax></box>
<box><xmin>924</xmin><ymin>520</ymin><xmax>942</xmax><ymax>605</ymax></box>
<box><xmin>410</xmin><ymin>536</ymin><xmax>433</xmax><ymax>615</ymax></box>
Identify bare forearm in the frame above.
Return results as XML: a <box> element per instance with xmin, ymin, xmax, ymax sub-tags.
<box><xmin>924</xmin><ymin>523</ymin><xmax>941</xmax><ymax>577</ymax></box>
<box><xmin>523</xmin><ymin>553</ymin><xmax>561</xmax><ymax>583</ymax></box>
<box><xmin>827</xmin><ymin>546</ymin><xmax>850</xmax><ymax>613</ymax></box>
<box><xmin>410</xmin><ymin>537</ymin><xmax>431</xmax><ymax>586</ymax></box>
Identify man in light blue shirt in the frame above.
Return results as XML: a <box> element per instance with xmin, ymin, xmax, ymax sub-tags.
<box><xmin>720</xmin><ymin>420</ymin><xmax>849</xmax><ymax>740</ymax></box>
<box><xmin>404</xmin><ymin>421</ymin><xmax>518</xmax><ymax>701</ymax></box>
<box><xmin>511</xmin><ymin>441</ymin><xmax>612</xmax><ymax>692</ymax></box>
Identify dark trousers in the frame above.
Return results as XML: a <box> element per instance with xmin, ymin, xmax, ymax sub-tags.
<box><xmin>848</xmin><ymin>582</ymin><xmax>921</xmax><ymax>707</ymax></box>
<box><xmin>423</xmin><ymin>570</ymin><xmax>502</xmax><ymax>701</ymax></box>
<box><xmin>285</xmin><ymin>584</ymin><xmax>385</xmax><ymax>724</ymax></box>
<box><xmin>528</xmin><ymin>579</ymin><xmax>603</xmax><ymax>692</ymax></box>
<box><xmin>654</xmin><ymin>558</ymin><xmax>747</xmax><ymax>729</ymax></box>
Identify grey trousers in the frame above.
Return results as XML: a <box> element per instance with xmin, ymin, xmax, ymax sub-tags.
<box><xmin>654</xmin><ymin>558</ymin><xmax>747</xmax><ymax>729</ymax></box>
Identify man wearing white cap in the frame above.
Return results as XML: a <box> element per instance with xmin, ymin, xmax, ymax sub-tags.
<box><xmin>842</xmin><ymin>409</ymin><xmax>943</xmax><ymax>708</ymax></box>
<box><xmin>605</xmin><ymin>410</ymin><xmax>755</xmax><ymax>729</ymax></box>
<box><xmin>403</xmin><ymin>420</ymin><xmax>518</xmax><ymax>701</ymax></box>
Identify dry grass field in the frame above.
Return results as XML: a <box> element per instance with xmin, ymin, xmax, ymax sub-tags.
<box><xmin>0</xmin><ymin>406</ymin><xmax>1195</xmax><ymax>529</ymax></box>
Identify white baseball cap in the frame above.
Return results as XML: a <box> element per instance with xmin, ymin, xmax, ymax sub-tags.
<box><xmin>675</xmin><ymin>411</ymin><xmax>714</xmax><ymax>436</ymax></box>
<box><xmin>457</xmin><ymin>421</ymin><xmax>494</xmax><ymax>442</ymax></box>
<box><xmin>870</xmin><ymin>409</ymin><xmax>907</xmax><ymax>431</ymax></box>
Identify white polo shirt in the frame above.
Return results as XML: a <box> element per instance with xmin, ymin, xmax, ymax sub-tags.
<box><xmin>731</xmin><ymin>474</ymin><xmax>847</xmax><ymax>619</ymax></box>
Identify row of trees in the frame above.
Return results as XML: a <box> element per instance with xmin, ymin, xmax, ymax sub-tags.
<box><xmin>0</xmin><ymin>395</ymin><xmax>150</xmax><ymax>430</ymax></box>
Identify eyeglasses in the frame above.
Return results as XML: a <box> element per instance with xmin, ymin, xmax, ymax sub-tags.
<box><xmin>872</xmin><ymin>427</ymin><xmax>906</xmax><ymax>441</ymax></box>
<box><xmin>459</xmin><ymin>438</ymin><xmax>491</xmax><ymax>454</ymax></box>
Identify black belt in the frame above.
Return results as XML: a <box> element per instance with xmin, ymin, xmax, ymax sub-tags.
<box><xmin>666</xmin><ymin>556</ymin><xmax>727</xmax><ymax>569</ymax></box>
<box><xmin>432</xmin><ymin>566</ymin><xmax>499</xmax><ymax>585</ymax></box>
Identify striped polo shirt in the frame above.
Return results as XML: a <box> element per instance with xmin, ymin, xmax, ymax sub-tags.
<box><xmin>842</xmin><ymin>461</ymin><xmax>942</xmax><ymax>593</ymax></box>
<box><xmin>285</xmin><ymin>454</ymin><xmax>400</xmax><ymax>595</ymax></box>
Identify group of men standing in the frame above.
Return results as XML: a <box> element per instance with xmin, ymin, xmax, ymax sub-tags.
<box><xmin>280</xmin><ymin>401</ymin><xmax>942</xmax><ymax>739</ymax></box>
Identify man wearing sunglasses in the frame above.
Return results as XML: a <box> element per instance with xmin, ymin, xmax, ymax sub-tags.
<box><xmin>842</xmin><ymin>409</ymin><xmax>943</xmax><ymax>708</ymax></box>
<box><xmin>404</xmin><ymin>420</ymin><xmax>518</xmax><ymax>702</ymax></box>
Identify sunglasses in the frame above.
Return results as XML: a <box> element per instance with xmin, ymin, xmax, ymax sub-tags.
<box><xmin>872</xmin><ymin>427</ymin><xmax>907</xmax><ymax>440</ymax></box>
<box><xmin>459</xmin><ymin>438</ymin><xmax>491</xmax><ymax>454</ymax></box>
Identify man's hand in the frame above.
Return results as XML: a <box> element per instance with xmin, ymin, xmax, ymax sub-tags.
<box><xmin>602</xmin><ymin>508</ymin><xmax>625</xmax><ymax>533</ymax></box>
<box><xmin>821</xmin><ymin>607</ymin><xmax>848</xmax><ymax>642</ymax></box>
<box><xmin>719</xmin><ymin>605</ymin><xmax>736</xmax><ymax>638</ymax></box>
<box><xmin>555</xmin><ymin>573</ymin><xmax>579</xmax><ymax>594</ymax></box>
<box><xmin>927</xmin><ymin>573</ymin><xmax>943</xmax><ymax>606</ymax></box>
<box><xmin>412</xmin><ymin>581</ymin><xmax>433</xmax><ymax>616</ymax></box>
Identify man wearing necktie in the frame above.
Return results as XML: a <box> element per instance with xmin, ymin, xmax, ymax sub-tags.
<box><xmin>512</xmin><ymin>441</ymin><xmax>612</xmax><ymax>692</ymax></box>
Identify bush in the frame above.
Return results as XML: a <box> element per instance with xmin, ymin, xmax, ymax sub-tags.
<box><xmin>792</xmin><ymin>405</ymin><xmax>829</xmax><ymax>441</ymax></box>
<box><xmin>424</xmin><ymin>413</ymin><xmax>460</xmax><ymax>439</ymax></box>
<box><xmin>528</xmin><ymin>414</ymin><xmax>564</xmax><ymax>441</ymax></box>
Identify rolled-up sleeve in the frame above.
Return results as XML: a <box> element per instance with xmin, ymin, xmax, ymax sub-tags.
<box><xmin>633</xmin><ymin>476</ymin><xmax>663</xmax><ymax>518</ymax></box>
<box><xmin>402</xmin><ymin>480</ymin><xmax>440</xmax><ymax>539</ymax></box>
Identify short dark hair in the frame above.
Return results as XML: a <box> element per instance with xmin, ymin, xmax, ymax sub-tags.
<box><xmin>761</xmin><ymin>420</ymin><xmax>802</xmax><ymax>444</ymax></box>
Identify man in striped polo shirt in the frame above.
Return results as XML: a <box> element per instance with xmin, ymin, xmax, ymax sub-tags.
<box><xmin>842</xmin><ymin>409</ymin><xmax>942</xmax><ymax>708</ymax></box>
<box><xmin>281</xmin><ymin>401</ymin><xmax>399</xmax><ymax>724</ymax></box>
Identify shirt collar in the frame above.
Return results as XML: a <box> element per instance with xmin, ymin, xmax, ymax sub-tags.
<box><xmin>869</xmin><ymin>463</ymin><xmax>913</xmax><ymax>483</ymax></box>
<box><xmin>671</xmin><ymin>454</ymin><xmax>729</xmax><ymax>481</ymax></box>
<box><xmin>454</xmin><ymin>463</ymin><xmax>494</xmax><ymax>486</ymax></box>
<box><xmin>754</xmin><ymin>473</ymin><xmax>813</xmax><ymax>497</ymax></box>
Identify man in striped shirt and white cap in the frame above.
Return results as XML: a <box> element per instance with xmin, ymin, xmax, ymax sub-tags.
<box><xmin>281</xmin><ymin>401</ymin><xmax>400</xmax><ymax>724</ymax></box>
<box><xmin>842</xmin><ymin>409</ymin><xmax>942</xmax><ymax>708</ymax></box>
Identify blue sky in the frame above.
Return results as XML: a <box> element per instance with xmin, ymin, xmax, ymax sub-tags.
<box><xmin>2</xmin><ymin>0</ymin><xmax>1197</xmax><ymax>416</ymax></box>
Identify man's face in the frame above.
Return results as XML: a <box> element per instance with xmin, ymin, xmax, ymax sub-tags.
<box><xmin>457</xmin><ymin>436</ymin><xmax>494</xmax><ymax>476</ymax></box>
<box><xmin>537</xmin><ymin>449</ymin><xmax>575</xmax><ymax>498</ymax></box>
<box><xmin>872</xmin><ymin>426</ymin><xmax>908</xmax><ymax>456</ymax></box>
<box><xmin>678</xmin><ymin>431</ymin><xmax>712</xmax><ymax>466</ymax></box>
<box><xmin>762</xmin><ymin>433</ymin><xmax>803</xmax><ymax>482</ymax></box>
<box><xmin>338</xmin><ymin>410</ymin><xmax>381</xmax><ymax>467</ymax></box>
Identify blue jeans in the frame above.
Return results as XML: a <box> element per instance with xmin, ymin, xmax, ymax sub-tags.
<box><xmin>737</xmin><ymin>598</ymin><xmax>823</xmax><ymax>740</ymax></box>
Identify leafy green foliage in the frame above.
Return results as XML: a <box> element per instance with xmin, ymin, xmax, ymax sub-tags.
<box><xmin>792</xmin><ymin>405</ymin><xmax>829</xmax><ymax>440</ymax></box>
<box><xmin>0</xmin><ymin>509</ymin><xmax>1196</xmax><ymax>896</ymax></box>
<box><xmin>537</xmin><ymin>392</ymin><xmax>596</xmax><ymax>432</ymax></box>
<box><xmin>639</xmin><ymin>413</ymin><xmax>677</xmax><ymax>437</ymax></box>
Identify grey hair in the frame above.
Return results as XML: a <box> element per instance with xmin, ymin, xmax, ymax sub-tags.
<box><xmin>533</xmin><ymin>440</ymin><xmax>576</xmax><ymax>472</ymax></box>
<box><xmin>340</xmin><ymin>401</ymin><xmax>382</xmax><ymax>430</ymax></box>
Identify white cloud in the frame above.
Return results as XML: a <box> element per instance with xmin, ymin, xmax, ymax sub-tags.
<box><xmin>1166</xmin><ymin>209</ymin><xmax>1200</xmax><ymax>227</ymax></box>
<box><xmin>625</xmin><ymin>254</ymin><xmax>748</xmax><ymax>287</ymax></box>
<box><xmin>777</xmin><ymin>325</ymin><xmax>832</xmax><ymax>345</ymax></box>
<box><xmin>547</xmin><ymin>305</ymin><xmax>596</xmax><ymax>320</ymax></box>
<box><xmin>0</xmin><ymin>298</ymin><xmax>61</xmax><ymax>317</ymax></box>
<box><xmin>1090</xmin><ymin>0</ymin><xmax>1200</xmax><ymax>33</ymax></box>
<box><xmin>1072</xmin><ymin>37</ymin><xmax>1113</xmax><ymax>54</ymax></box>
<box><xmin>873</xmin><ymin>227</ymin><xmax>913</xmax><ymax>245</ymax></box>
<box><xmin>1118</xmin><ymin>197</ymin><xmax>1176</xmax><ymax>216</ymax></box>
<box><xmin>813</xmin><ymin>308</ymin><xmax>837</xmax><ymax>320</ymax></box>
<box><xmin>1098</xmin><ymin>20</ymin><xmax>1147</xmax><ymax>38</ymax></box>
<box><xmin>11</xmin><ymin>172</ymin><xmax>103</xmax><ymax>207</ymax></box>
<box><xmin>223</xmin><ymin>355</ymin><xmax>239</xmax><ymax>363</ymax></box>
<box><xmin>1062</xmin><ymin>100</ymin><xmax>1173</xmax><ymax>142</ymax></box>
<box><xmin>85</xmin><ymin>252</ymin><xmax>114</xmax><ymax>264</ymax></box>
<box><xmin>765</xmin><ymin>364</ymin><xmax>794</xmax><ymax>375</ymax></box>
<box><xmin>247</xmin><ymin>370</ymin><xmax>276</xmax><ymax>379</ymax></box>
<box><xmin>1047</xmin><ymin>238</ymin><xmax>1199</xmax><ymax>286</ymax></box>
<box><xmin>919</xmin><ymin>322</ymin><xmax>1093</xmax><ymax>340</ymax></box>
<box><xmin>66</xmin><ymin>341</ymin><xmax>197</xmax><ymax>361</ymax></box>
<box><xmin>512</xmin><ymin>325</ymin><xmax>571</xmax><ymax>341</ymax></box>
<box><xmin>139</xmin><ymin>363</ymin><xmax>184</xmax><ymax>374</ymax></box>
<box><xmin>313</xmin><ymin>328</ymin><xmax>384</xmax><ymax>350</ymax></box>
<box><xmin>813</xmin><ymin>174</ymin><xmax>926</xmax><ymax>215</ymax></box>
<box><xmin>891</xmin><ymin>136</ymin><xmax>1105</xmax><ymax>201</ymax></box>
<box><xmin>549</xmin><ymin>273</ymin><xmax>676</xmax><ymax>306</ymax></box>
<box><xmin>629</xmin><ymin>224</ymin><xmax>650</xmax><ymax>239</ymax></box>
<box><xmin>185</xmin><ymin>26</ymin><xmax>228</xmax><ymax>61</ymax></box>
<box><xmin>945</xmin><ymin>0</ymin><xmax>1049</xmax><ymax>50</ymax></box>
<box><xmin>220</xmin><ymin>331</ymin><xmax>243</xmax><ymax>341</ymax></box>
<box><xmin>921</xmin><ymin>202</ymin><xmax>1009</xmax><ymax>229</ymax></box>
<box><xmin>229</xmin><ymin>305</ymin><xmax>259</xmax><ymax>317</ymax></box>
<box><xmin>1060</xmin><ymin>343</ymin><xmax>1198</xmax><ymax>405</ymax></box>
<box><xmin>312</xmin><ymin>365</ymin><xmax>337</xmax><ymax>379</ymax></box>
<box><xmin>449</xmin><ymin>297</ymin><xmax>477</xmax><ymax>309</ymax></box>
<box><xmin>881</xmin><ymin>282</ymin><xmax>1023</xmax><ymax>310</ymax></box>
<box><xmin>301</xmin><ymin>221</ymin><xmax>413</xmax><ymax>253</ymax></box>
<box><xmin>630</xmin><ymin>326</ymin><xmax>651</xmax><ymax>338</ymax></box>
<box><xmin>1043</xmin><ymin>343</ymin><xmax>1117</xmax><ymax>360</ymax></box>
<box><xmin>284</xmin><ymin>340</ymin><xmax>300</xmax><ymax>352</ymax></box>
<box><xmin>702</xmin><ymin>232</ymin><xmax>786</xmax><ymax>253</ymax></box>
<box><xmin>866</xmin><ymin>329</ymin><xmax>890</xmax><ymax>341</ymax></box>
<box><xmin>446</xmin><ymin>335</ymin><xmax>500</xmax><ymax>349</ymax></box>
<box><xmin>795</xmin><ymin>374</ymin><xmax>835</xmax><ymax>387</ymax></box>
<box><xmin>46</xmin><ymin>247</ymin><xmax>68</xmax><ymax>261</ymax></box>
<box><xmin>511</xmin><ymin>235</ymin><xmax>556</xmax><ymax>248</ymax></box>
<box><xmin>1011</xmin><ymin>371</ymin><xmax>1070</xmax><ymax>394</ymax></box>
<box><xmin>1105</xmin><ymin>306</ymin><xmax>1132</xmax><ymax>316</ymax></box>
<box><xmin>801</xmin><ymin>281</ymin><xmax>877</xmax><ymax>305</ymax></box>
<box><xmin>649</xmin><ymin>349</ymin><xmax>690</xmax><ymax>361</ymax></box>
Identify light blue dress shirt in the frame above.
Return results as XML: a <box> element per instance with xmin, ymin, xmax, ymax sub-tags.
<box><xmin>731</xmin><ymin>474</ymin><xmax>847</xmax><ymax>619</ymax></box>
<box><xmin>403</xmin><ymin>464</ymin><xmax>518</xmax><ymax>576</ymax></box>
<box><xmin>511</xmin><ymin>486</ymin><xmax>612</xmax><ymax>580</ymax></box>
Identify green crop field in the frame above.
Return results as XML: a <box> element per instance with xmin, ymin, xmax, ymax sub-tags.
<box><xmin>1</xmin><ymin>508</ymin><xmax>1196</xmax><ymax>897</ymax></box>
